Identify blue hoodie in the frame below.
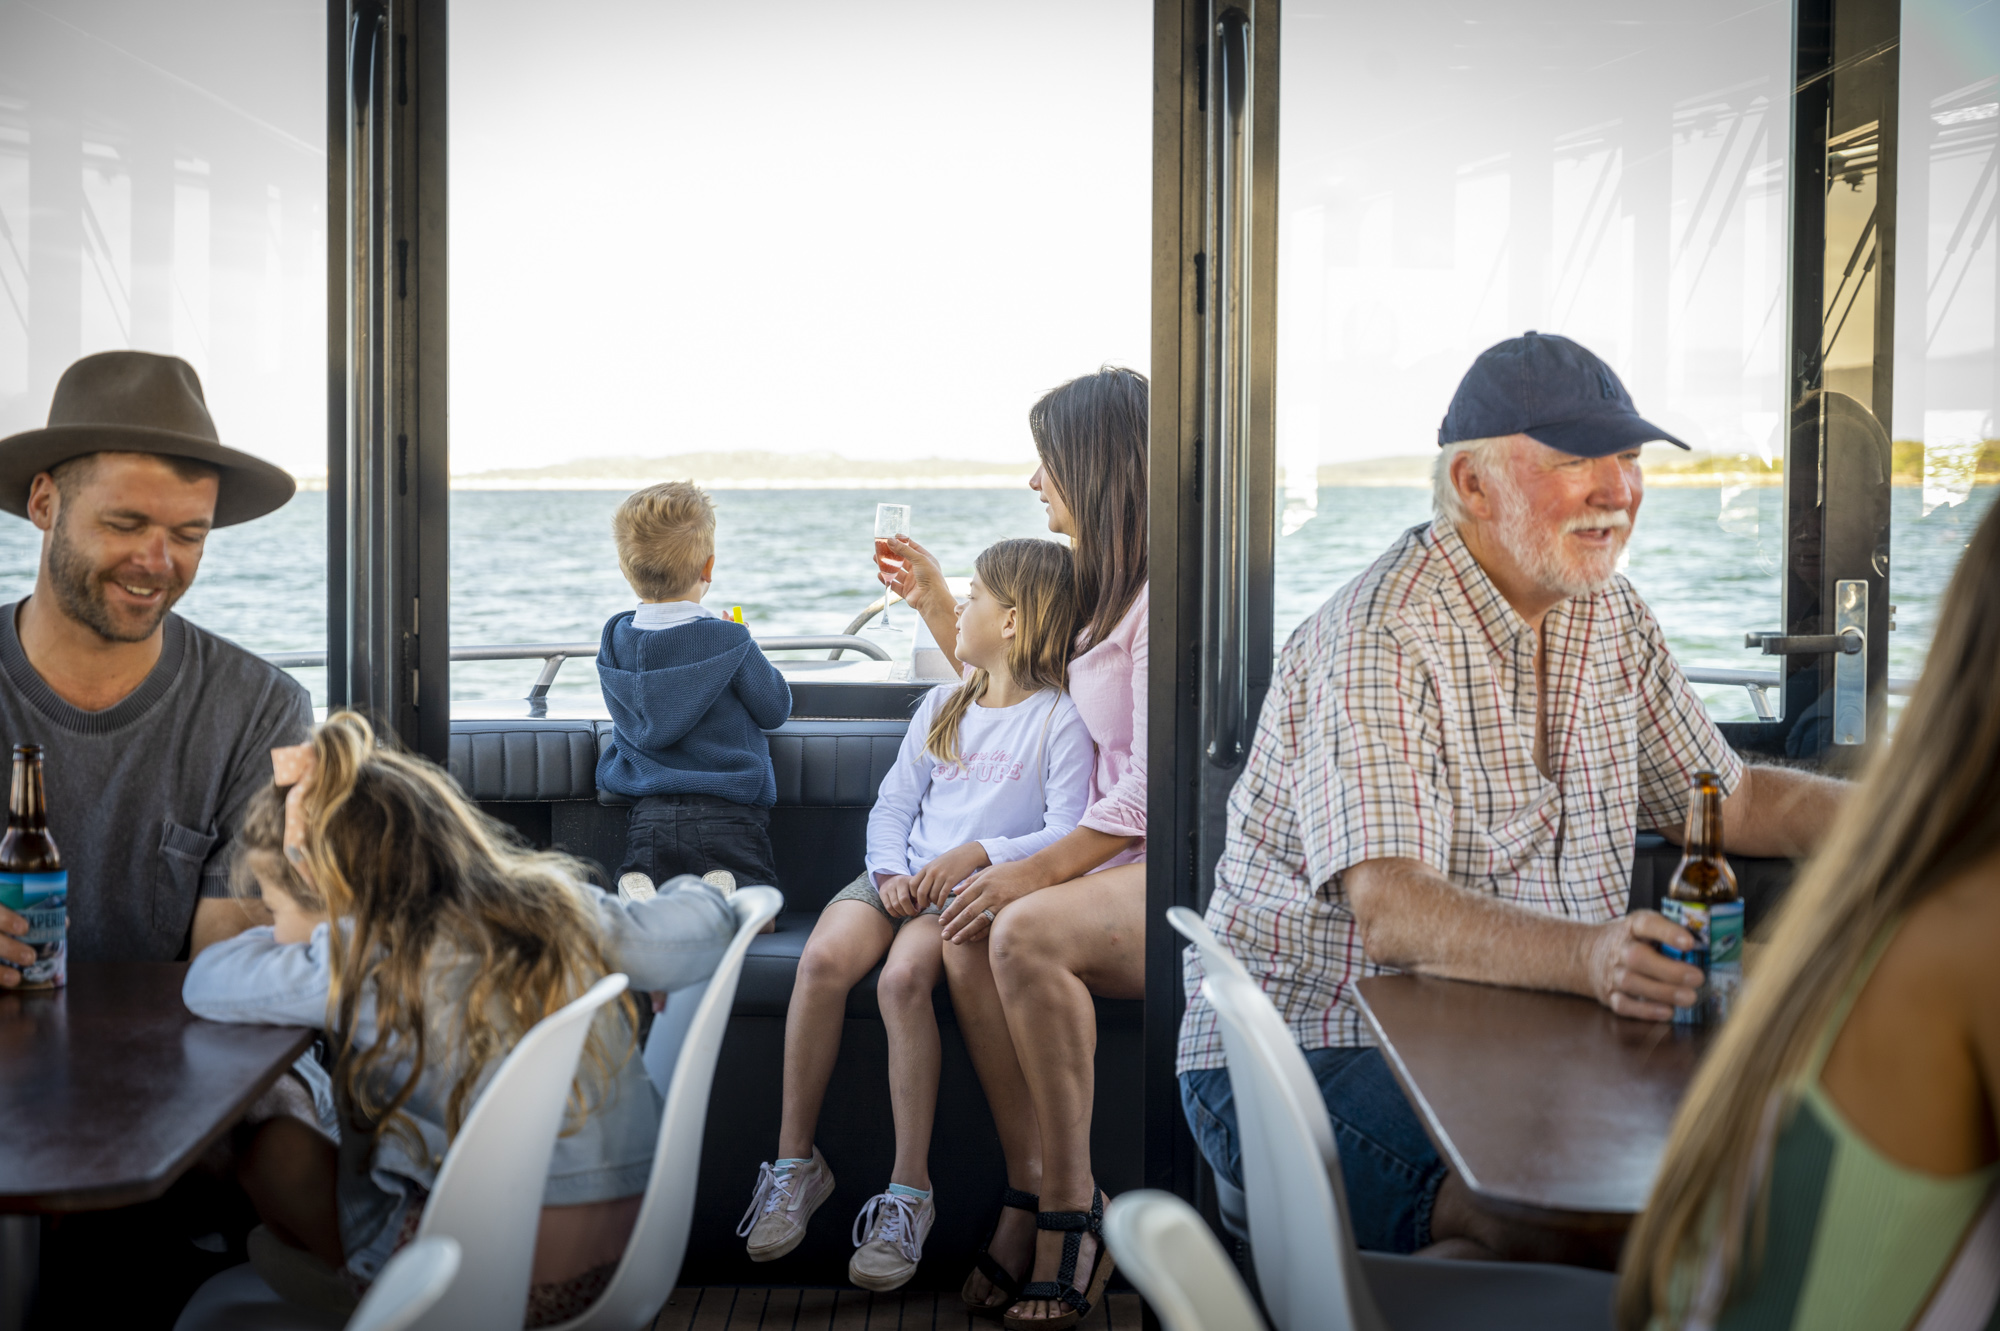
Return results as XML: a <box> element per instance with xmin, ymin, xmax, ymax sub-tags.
<box><xmin>595</xmin><ymin>611</ymin><xmax>793</xmax><ymax>806</ymax></box>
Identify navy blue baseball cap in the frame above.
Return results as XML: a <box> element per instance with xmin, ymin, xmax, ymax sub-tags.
<box><xmin>1438</xmin><ymin>332</ymin><xmax>1689</xmax><ymax>457</ymax></box>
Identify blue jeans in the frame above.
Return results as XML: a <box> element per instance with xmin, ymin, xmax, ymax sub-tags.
<box><xmin>1179</xmin><ymin>1048</ymin><xmax>1446</xmax><ymax>1254</ymax></box>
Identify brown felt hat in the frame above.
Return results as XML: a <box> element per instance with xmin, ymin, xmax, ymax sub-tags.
<box><xmin>0</xmin><ymin>351</ymin><xmax>296</xmax><ymax>527</ymax></box>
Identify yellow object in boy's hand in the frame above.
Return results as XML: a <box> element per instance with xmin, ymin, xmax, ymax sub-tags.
<box><xmin>731</xmin><ymin>606</ymin><xmax>745</xmax><ymax>624</ymax></box>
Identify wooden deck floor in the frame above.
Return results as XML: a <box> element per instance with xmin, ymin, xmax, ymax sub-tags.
<box><xmin>651</xmin><ymin>1288</ymin><xmax>1147</xmax><ymax>1330</ymax></box>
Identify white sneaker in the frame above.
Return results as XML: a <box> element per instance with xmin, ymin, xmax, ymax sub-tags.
<box><xmin>737</xmin><ymin>1149</ymin><xmax>835</xmax><ymax>1262</ymax></box>
<box><xmin>617</xmin><ymin>872</ymin><xmax>656</xmax><ymax>903</ymax></box>
<box><xmin>702</xmin><ymin>869</ymin><xmax>738</xmax><ymax>895</ymax></box>
<box><xmin>848</xmin><ymin>1188</ymin><xmax>936</xmax><ymax>1291</ymax></box>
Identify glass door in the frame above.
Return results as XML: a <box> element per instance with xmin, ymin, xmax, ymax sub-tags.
<box><xmin>1270</xmin><ymin>1</ymin><xmax>1795</xmax><ymax>726</ymax></box>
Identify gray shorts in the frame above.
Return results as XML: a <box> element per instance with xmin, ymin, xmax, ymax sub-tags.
<box><xmin>827</xmin><ymin>870</ymin><xmax>944</xmax><ymax>926</ymax></box>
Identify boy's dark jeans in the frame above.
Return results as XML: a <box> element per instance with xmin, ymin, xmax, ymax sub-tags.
<box><xmin>619</xmin><ymin>793</ymin><xmax>781</xmax><ymax>889</ymax></box>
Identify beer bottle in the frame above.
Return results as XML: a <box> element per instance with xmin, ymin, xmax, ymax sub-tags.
<box><xmin>0</xmin><ymin>744</ymin><xmax>66</xmax><ymax>990</ymax></box>
<box><xmin>1660</xmin><ymin>770</ymin><xmax>1741</xmax><ymax>1025</ymax></box>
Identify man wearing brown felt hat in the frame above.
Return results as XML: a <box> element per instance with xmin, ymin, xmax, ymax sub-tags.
<box><xmin>0</xmin><ymin>350</ymin><xmax>313</xmax><ymax>985</ymax></box>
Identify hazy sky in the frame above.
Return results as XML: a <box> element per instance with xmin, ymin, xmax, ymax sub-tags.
<box><xmin>4</xmin><ymin>0</ymin><xmax>1993</xmax><ymax>481</ymax></box>
<box><xmin>449</xmin><ymin>0</ymin><xmax>1152</xmax><ymax>472</ymax></box>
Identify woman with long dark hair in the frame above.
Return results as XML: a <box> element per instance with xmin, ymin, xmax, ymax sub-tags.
<box><xmin>880</xmin><ymin>365</ymin><xmax>1148</xmax><ymax>1328</ymax></box>
<box><xmin>1618</xmin><ymin>495</ymin><xmax>2000</xmax><ymax>1329</ymax></box>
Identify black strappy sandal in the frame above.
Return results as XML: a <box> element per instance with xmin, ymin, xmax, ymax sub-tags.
<box><xmin>1001</xmin><ymin>1188</ymin><xmax>1116</xmax><ymax>1331</ymax></box>
<box><xmin>961</xmin><ymin>1187</ymin><xmax>1039</xmax><ymax>1318</ymax></box>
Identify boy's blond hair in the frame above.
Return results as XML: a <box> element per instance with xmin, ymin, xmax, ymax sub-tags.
<box><xmin>613</xmin><ymin>481</ymin><xmax>716</xmax><ymax>599</ymax></box>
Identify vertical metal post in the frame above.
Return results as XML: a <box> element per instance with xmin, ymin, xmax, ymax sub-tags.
<box><xmin>1148</xmin><ymin>0</ymin><xmax>1278</xmax><ymax>1211</ymax></box>
<box><xmin>327</xmin><ymin>0</ymin><xmax>449</xmax><ymax>763</ymax></box>
<box><xmin>1147</xmin><ymin>0</ymin><xmax>1204</xmax><ymax>1216</ymax></box>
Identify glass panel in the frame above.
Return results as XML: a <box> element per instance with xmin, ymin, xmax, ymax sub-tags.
<box><xmin>1274</xmin><ymin>2</ymin><xmax>1792</xmax><ymax>723</ymax></box>
<box><xmin>0</xmin><ymin>4</ymin><xmax>327</xmax><ymax>700</ymax></box>
<box><xmin>448</xmin><ymin>0</ymin><xmax>1150</xmax><ymax>703</ymax></box>
<box><xmin>1893</xmin><ymin>0</ymin><xmax>2000</xmax><ymax>706</ymax></box>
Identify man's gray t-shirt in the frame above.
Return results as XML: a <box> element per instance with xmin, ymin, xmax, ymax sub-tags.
<box><xmin>0</xmin><ymin>602</ymin><xmax>312</xmax><ymax>961</ymax></box>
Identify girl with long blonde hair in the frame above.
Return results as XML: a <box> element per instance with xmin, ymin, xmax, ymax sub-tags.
<box><xmin>183</xmin><ymin>711</ymin><xmax>739</xmax><ymax>1325</ymax></box>
<box><xmin>737</xmin><ymin>537</ymin><xmax>1094</xmax><ymax>1294</ymax></box>
<box><xmin>1620</xmin><ymin>496</ymin><xmax>2000</xmax><ymax>1330</ymax></box>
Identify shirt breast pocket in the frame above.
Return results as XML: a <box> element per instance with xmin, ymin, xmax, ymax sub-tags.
<box><xmin>1475</xmin><ymin>790</ymin><xmax>1562</xmax><ymax>886</ymax></box>
<box><xmin>154</xmin><ymin>819</ymin><xmax>219</xmax><ymax>957</ymax></box>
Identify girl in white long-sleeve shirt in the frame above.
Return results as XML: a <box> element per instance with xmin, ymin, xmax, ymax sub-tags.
<box><xmin>737</xmin><ymin>539</ymin><xmax>1092</xmax><ymax>1292</ymax></box>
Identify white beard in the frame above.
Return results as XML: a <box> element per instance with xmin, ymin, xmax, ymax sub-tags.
<box><xmin>1486</xmin><ymin>468</ymin><xmax>1632</xmax><ymax>598</ymax></box>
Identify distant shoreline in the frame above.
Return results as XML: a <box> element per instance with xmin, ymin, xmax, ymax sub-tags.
<box><xmin>281</xmin><ymin>444</ymin><xmax>1997</xmax><ymax>492</ymax></box>
<box><xmin>287</xmin><ymin>473</ymin><xmax>1988</xmax><ymax>492</ymax></box>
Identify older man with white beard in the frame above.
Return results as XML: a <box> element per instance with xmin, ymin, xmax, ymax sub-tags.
<box><xmin>1175</xmin><ymin>332</ymin><xmax>1844</xmax><ymax>1263</ymax></box>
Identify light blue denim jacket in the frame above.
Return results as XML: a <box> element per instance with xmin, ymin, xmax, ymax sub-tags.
<box><xmin>184</xmin><ymin>878</ymin><xmax>743</xmax><ymax>1278</ymax></box>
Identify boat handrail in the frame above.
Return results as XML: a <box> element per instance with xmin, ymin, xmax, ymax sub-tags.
<box><xmin>1683</xmin><ymin>666</ymin><xmax>1914</xmax><ymax>722</ymax></box>
<box><xmin>259</xmin><ymin>647</ymin><xmax>1908</xmax><ymax>714</ymax></box>
<box><xmin>262</xmin><ymin>635</ymin><xmax>894</xmax><ymax>700</ymax></box>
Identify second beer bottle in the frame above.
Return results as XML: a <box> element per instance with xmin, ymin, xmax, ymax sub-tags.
<box><xmin>0</xmin><ymin>743</ymin><xmax>66</xmax><ymax>989</ymax></box>
<box><xmin>1660</xmin><ymin>770</ymin><xmax>1741</xmax><ymax>1025</ymax></box>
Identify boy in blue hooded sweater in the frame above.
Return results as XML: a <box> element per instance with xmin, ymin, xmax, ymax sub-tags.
<box><xmin>597</xmin><ymin>481</ymin><xmax>792</xmax><ymax>891</ymax></box>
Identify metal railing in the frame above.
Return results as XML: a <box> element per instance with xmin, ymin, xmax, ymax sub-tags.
<box><xmin>1683</xmin><ymin>666</ymin><xmax>1915</xmax><ymax>722</ymax></box>
<box><xmin>261</xmin><ymin>643</ymin><xmax>1911</xmax><ymax>717</ymax></box>
<box><xmin>263</xmin><ymin>635</ymin><xmax>893</xmax><ymax>700</ymax></box>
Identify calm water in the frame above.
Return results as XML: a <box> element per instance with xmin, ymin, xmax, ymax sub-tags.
<box><xmin>0</xmin><ymin>484</ymin><xmax>1990</xmax><ymax>723</ymax></box>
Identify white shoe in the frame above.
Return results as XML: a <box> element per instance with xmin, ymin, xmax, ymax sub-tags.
<box><xmin>738</xmin><ymin>1149</ymin><xmax>836</xmax><ymax>1262</ymax></box>
<box><xmin>617</xmin><ymin>872</ymin><xmax>656</xmax><ymax>903</ymax></box>
<box><xmin>702</xmin><ymin>868</ymin><xmax>738</xmax><ymax>895</ymax></box>
<box><xmin>848</xmin><ymin>1188</ymin><xmax>935</xmax><ymax>1291</ymax></box>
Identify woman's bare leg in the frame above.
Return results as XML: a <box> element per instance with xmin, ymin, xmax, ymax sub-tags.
<box><xmin>943</xmin><ymin>927</ymin><xmax>1044</xmax><ymax>1306</ymax></box>
<box><xmin>989</xmin><ymin>866</ymin><xmax>1146</xmax><ymax>1323</ymax></box>
<box><xmin>877</xmin><ymin>916</ymin><xmax>946</xmax><ymax>1191</ymax></box>
<box><xmin>779</xmin><ymin>902</ymin><xmax>895</xmax><ymax>1159</ymax></box>
<box><xmin>238</xmin><ymin>1118</ymin><xmax>342</xmax><ymax>1268</ymax></box>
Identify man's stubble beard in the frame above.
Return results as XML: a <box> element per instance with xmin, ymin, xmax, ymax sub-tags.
<box><xmin>46</xmin><ymin>512</ymin><xmax>186</xmax><ymax>643</ymax></box>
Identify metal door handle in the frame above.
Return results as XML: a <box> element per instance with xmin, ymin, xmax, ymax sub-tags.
<box><xmin>1745</xmin><ymin>579</ymin><xmax>1868</xmax><ymax>745</ymax></box>
<box><xmin>1744</xmin><ymin>630</ymin><xmax>1862</xmax><ymax>655</ymax></box>
<box><xmin>1200</xmin><ymin>5</ymin><xmax>1252</xmax><ymax>768</ymax></box>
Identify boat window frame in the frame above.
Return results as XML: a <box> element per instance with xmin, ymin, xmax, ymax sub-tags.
<box><xmin>324</xmin><ymin>0</ymin><xmax>450</xmax><ymax>763</ymax></box>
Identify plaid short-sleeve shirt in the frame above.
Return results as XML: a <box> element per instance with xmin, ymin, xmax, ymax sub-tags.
<box><xmin>1176</xmin><ymin>519</ymin><xmax>1742</xmax><ymax>1070</ymax></box>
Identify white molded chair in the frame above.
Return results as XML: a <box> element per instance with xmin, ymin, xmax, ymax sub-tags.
<box><xmin>346</xmin><ymin>1239</ymin><xmax>460</xmax><ymax>1331</ymax></box>
<box><xmin>1165</xmin><ymin>906</ymin><xmax>1264</xmax><ymax>1240</ymax></box>
<box><xmin>1199</xmin><ymin>961</ymin><xmax>1618</xmax><ymax>1331</ymax></box>
<box><xmin>170</xmin><ymin>1237</ymin><xmax>463</xmax><ymax>1331</ymax></box>
<box><xmin>177</xmin><ymin>973</ymin><xmax>631</xmax><ymax>1331</ymax></box>
<box><xmin>545</xmin><ymin>885</ymin><xmax>782</xmax><ymax>1331</ymax></box>
<box><xmin>1103</xmin><ymin>1191</ymin><xmax>1268</xmax><ymax>1331</ymax></box>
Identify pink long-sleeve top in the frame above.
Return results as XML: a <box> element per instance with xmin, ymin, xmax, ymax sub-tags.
<box><xmin>1070</xmin><ymin>582</ymin><xmax>1147</xmax><ymax>869</ymax></box>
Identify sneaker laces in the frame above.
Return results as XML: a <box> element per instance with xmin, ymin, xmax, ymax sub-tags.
<box><xmin>851</xmin><ymin>1191</ymin><xmax>925</xmax><ymax>1263</ymax></box>
<box><xmin>736</xmin><ymin>1159</ymin><xmax>807</xmax><ymax>1237</ymax></box>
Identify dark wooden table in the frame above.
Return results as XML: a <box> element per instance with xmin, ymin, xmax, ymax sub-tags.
<box><xmin>0</xmin><ymin>962</ymin><xmax>313</xmax><ymax>1328</ymax></box>
<box><xmin>0</xmin><ymin>961</ymin><xmax>313</xmax><ymax>1212</ymax></box>
<box><xmin>1355</xmin><ymin>974</ymin><xmax>1713</xmax><ymax>1224</ymax></box>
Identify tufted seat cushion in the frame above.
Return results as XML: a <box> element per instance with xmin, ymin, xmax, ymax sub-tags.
<box><xmin>448</xmin><ymin>721</ymin><xmax>599</xmax><ymax>802</ymax></box>
<box><xmin>735</xmin><ymin>909</ymin><xmax>1144</xmax><ymax>1032</ymax></box>
<box><xmin>449</xmin><ymin>718</ymin><xmax>909</xmax><ymax>811</ymax></box>
<box><xmin>735</xmin><ymin>911</ymin><xmax>887</xmax><ymax>1018</ymax></box>
<box><xmin>594</xmin><ymin>720</ymin><xmax>906</xmax><ymax>808</ymax></box>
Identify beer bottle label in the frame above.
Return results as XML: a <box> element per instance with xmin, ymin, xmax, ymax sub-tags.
<box><xmin>1661</xmin><ymin>897</ymin><xmax>1744</xmax><ymax>1025</ymax></box>
<box><xmin>1660</xmin><ymin>899</ymin><xmax>1711</xmax><ymax>965</ymax></box>
<box><xmin>1705</xmin><ymin>900</ymin><xmax>1745</xmax><ymax>1022</ymax></box>
<box><xmin>3</xmin><ymin>871</ymin><xmax>66</xmax><ymax>989</ymax></box>
<box><xmin>1661</xmin><ymin>898</ymin><xmax>1710</xmax><ymax>1025</ymax></box>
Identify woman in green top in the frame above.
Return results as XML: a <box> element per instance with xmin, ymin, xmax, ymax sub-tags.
<box><xmin>1620</xmin><ymin>496</ymin><xmax>2000</xmax><ymax>1331</ymax></box>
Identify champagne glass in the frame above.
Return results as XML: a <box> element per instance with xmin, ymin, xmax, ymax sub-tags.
<box><xmin>873</xmin><ymin>503</ymin><xmax>911</xmax><ymax>630</ymax></box>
